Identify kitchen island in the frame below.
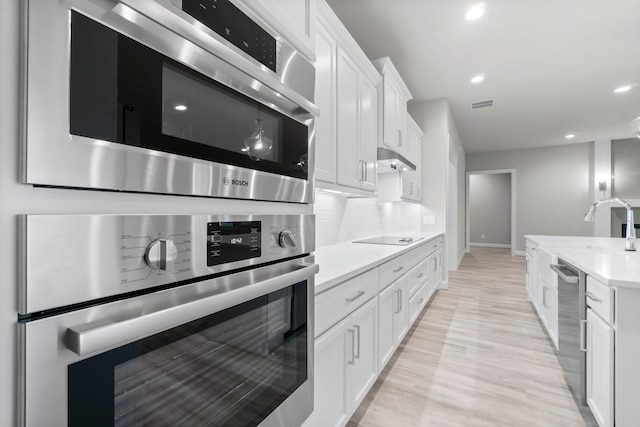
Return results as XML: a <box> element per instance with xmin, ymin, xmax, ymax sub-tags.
<box><xmin>525</xmin><ymin>235</ymin><xmax>640</xmax><ymax>427</ymax></box>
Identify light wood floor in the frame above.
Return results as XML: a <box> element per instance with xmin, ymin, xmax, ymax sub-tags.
<box><xmin>347</xmin><ymin>247</ymin><xmax>587</xmax><ymax>427</ymax></box>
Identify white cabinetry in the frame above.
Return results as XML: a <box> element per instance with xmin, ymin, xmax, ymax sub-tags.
<box><xmin>401</xmin><ymin>118</ymin><xmax>423</xmax><ymax>202</ymax></box>
<box><xmin>586</xmin><ymin>307</ymin><xmax>614</xmax><ymax>427</ymax></box>
<box><xmin>304</xmin><ymin>268</ymin><xmax>378</xmax><ymax>427</ymax></box>
<box><xmin>307</xmin><ymin>235</ymin><xmax>443</xmax><ymax>427</ymax></box>
<box><xmin>377</xmin><ymin>276</ymin><xmax>408</xmax><ymax>369</ymax></box>
<box><xmin>526</xmin><ymin>240</ymin><xmax>558</xmax><ymax>348</ymax></box>
<box><xmin>314</xmin><ymin>0</ymin><xmax>381</xmax><ymax>195</ymax></box>
<box><xmin>371</xmin><ymin>57</ymin><xmax>412</xmax><ymax>159</ymax></box>
<box><xmin>308</xmin><ymin>319</ymin><xmax>347</xmax><ymax>427</ymax></box>
<box><xmin>239</xmin><ymin>0</ymin><xmax>316</xmax><ymax>61</ymax></box>
<box><xmin>377</xmin><ymin>116</ymin><xmax>423</xmax><ymax>203</ymax></box>
<box><xmin>585</xmin><ymin>276</ymin><xmax>614</xmax><ymax>427</ymax></box>
<box><xmin>345</xmin><ymin>298</ymin><xmax>378</xmax><ymax>415</ymax></box>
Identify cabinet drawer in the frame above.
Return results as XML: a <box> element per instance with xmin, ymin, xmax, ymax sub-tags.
<box><xmin>427</xmin><ymin>237</ymin><xmax>443</xmax><ymax>255</ymax></box>
<box><xmin>316</xmin><ymin>268</ymin><xmax>379</xmax><ymax>337</ymax></box>
<box><xmin>586</xmin><ymin>276</ymin><xmax>614</xmax><ymax>325</ymax></box>
<box><xmin>407</xmin><ymin>257</ymin><xmax>429</xmax><ymax>297</ymax></box>
<box><xmin>408</xmin><ymin>282</ymin><xmax>428</xmax><ymax>324</ymax></box>
<box><xmin>378</xmin><ymin>249</ymin><xmax>422</xmax><ymax>291</ymax></box>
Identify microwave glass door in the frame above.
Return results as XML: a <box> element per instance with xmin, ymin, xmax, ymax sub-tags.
<box><xmin>69</xmin><ymin>10</ymin><xmax>309</xmax><ymax>180</ymax></box>
<box><xmin>67</xmin><ymin>281</ymin><xmax>308</xmax><ymax>427</ymax></box>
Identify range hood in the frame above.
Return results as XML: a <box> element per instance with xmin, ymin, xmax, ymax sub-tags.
<box><xmin>377</xmin><ymin>147</ymin><xmax>416</xmax><ymax>174</ymax></box>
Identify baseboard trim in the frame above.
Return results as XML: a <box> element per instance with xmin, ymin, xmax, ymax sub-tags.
<box><xmin>515</xmin><ymin>250</ymin><xmax>526</xmax><ymax>257</ymax></box>
<box><xmin>457</xmin><ymin>250</ymin><xmax>465</xmax><ymax>268</ymax></box>
<box><xmin>437</xmin><ymin>280</ymin><xmax>449</xmax><ymax>290</ymax></box>
<box><xmin>470</xmin><ymin>242</ymin><xmax>511</xmax><ymax>248</ymax></box>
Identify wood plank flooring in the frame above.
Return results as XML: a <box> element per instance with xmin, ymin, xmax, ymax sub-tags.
<box><xmin>347</xmin><ymin>247</ymin><xmax>587</xmax><ymax>427</ymax></box>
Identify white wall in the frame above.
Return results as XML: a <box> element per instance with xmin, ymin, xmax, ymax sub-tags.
<box><xmin>409</xmin><ymin>98</ymin><xmax>466</xmax><ymax>273</ymax></box>
<box><xmin>466</xmin><ymin>143</ymin><xmax>594</xmax><ymax>253</ymax></box>
<box><xmin>469</xmin><ymin>174</ymin><xmax>511</xmax><ymax>245</ymax></box>
<box><xmin>314</xmin><ymin>191</ymin><xmax>421</xmax><ymax>247</ymax></box>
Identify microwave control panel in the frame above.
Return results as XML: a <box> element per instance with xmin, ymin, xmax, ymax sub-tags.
<box><xmin>207</xmin><ymin>220</ymin><xmax>261</xmax><ymax>266</ymax></box>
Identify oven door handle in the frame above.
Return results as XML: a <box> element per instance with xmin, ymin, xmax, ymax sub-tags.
<box><xmin>65</xmin><ymin>262</ymin><xmax>319</xmax><ymax>356</ymax></box>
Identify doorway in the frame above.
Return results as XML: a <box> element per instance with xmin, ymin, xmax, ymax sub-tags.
<box><xmin>466</xmin><ymin>169</ymin><xmax>516</xmax><ymax>256</ymax></box>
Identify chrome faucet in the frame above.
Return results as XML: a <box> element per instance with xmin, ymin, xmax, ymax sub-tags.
<box><xmin>584</xmin><ymin>198</ymin><xmax>636</xmax><ymax>251</ymax></box>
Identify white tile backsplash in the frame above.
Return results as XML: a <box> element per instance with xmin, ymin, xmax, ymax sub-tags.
<box><xmin>314</xmin><ymin>190</ymin><xmax>421</xmax><ymax>247</ymax></box>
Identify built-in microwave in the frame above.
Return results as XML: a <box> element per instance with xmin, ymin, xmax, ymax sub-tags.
<box><xmin>22</xmin><ymin>0</ymin><xmax>318</xmax><ymax>203</ymax></box>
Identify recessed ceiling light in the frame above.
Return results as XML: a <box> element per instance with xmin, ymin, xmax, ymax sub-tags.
<box><xmin>614</xmin><ymin>85</ymin><xmax>632</xmax><ymax>94</ymax></box>
<box><xmin>471</xmin><ymin>74</ymin><xmax>486</xmax><ymax>84</ymax></box>
<box><xmin>174</xmin><ymin>104</ymin><xmax>188</xmax><ymax>111</ymax></box>
<box><xmin>565</xmin><ymin>134</ymin><xmax>576</xmax><ymax>139</ymax></box>
<box><xmin>466</xmin><ymin>3</ymin><xmax>486</xmax><ymax>20</ymax></box>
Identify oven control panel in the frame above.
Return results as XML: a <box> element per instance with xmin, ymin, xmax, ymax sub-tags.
<box><xmin>207</xmin><ymin>221</ymin><xmax>261</xmax><ymax>266</ymax></box>
<box><xmin>20</xmin><ymin>214</ymin><xmax>314</xmax><ymax>314</ymax></box>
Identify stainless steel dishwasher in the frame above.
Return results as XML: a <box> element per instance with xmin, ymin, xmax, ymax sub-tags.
<box><xmin>550</xmin><ymin>260</ymin><xmax>597</xmax><ymax>426</ymax></box>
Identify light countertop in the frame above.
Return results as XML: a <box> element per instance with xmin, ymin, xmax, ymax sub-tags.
<box><xmin>525</xmin><ymin>235</ymin><xmax>640</xmax><ymax>288</ymax></box>
<box><xmin>313</xmin><ymin>232</ymin><xmax>443</xmax><ymax>294</ymax></box>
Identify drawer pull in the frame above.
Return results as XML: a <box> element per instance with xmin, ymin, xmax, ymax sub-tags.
<box><xmin>393</xmin><ymin>266</ymin><xmax>404</xmax><ymax>273</ymax></box>
<box><xmin>345</xmin><ymin>290</ymin><xmax>366</xmax><ymax>303</ymax></box>
<box><xmin>580</xmin><ymin>319</ymin><xmax>587</xmax><ymax>352</ymax></box>
<box><xmin>418</xmin><ymin>298</ymin><xmax>424</xmax><ymax>305</ymax></box>
<box><xmin>586</xmin><ymin>291</ymin><xmax>602</xmax><ymax>303</ymax></box>
<box><xmin>416</xmin><ymin>273</ymin><xmax>424</xmax><ymax>279</ymax></box>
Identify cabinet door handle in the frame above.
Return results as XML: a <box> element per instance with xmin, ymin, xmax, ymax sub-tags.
<box><xmin>542</xmin><ymin>287</ymin><xmax>548</xmax><ymax>308</ymax></box>
<box><xmin>395</xmin><ymin>290</ymin><xmax>401</xmax><ymax>314</ymax></box>
<box><xmin>354</xmin><ymin>324</ymin><xmax>361</xmax><ymax>360</ymax></box>
<box><xmin>365</xmin><ymin>161</ymin><xmax>368</xmax><ymax>182</ymax></box>
<box><xmin>393</xmin><ymin>266</ymin><xmax>404</xmax><ymax>273</ymax></box>
<box><xmin>586</xmin><ymin>291</ymin><xmax>602</xmax><ymax>303</ymax></box>
<box><xmin>345</xmin><ymin>290</ymin><xmax>365</xmax><ymax>303</ymax></box>
<box><xmin>397</xmin><ymin>129</ymin><xmax>403</xmax><ymax>147</ymax></box>
<box><xmin>348</xmin><ymin>328</ymin><xmax>356</xmax><ymax>365</ymax></box>
<box><xmin>399</xmin><ymin>289</ymin><xmax>403</xmax><ymax>311</ymax></box>
<box><xmin>433</xmin><ymin>258</ymin><xmax>437</xmax><ymax>272</ymax></box>
<box><xmin>580</xmin><ymin>319</ymin><xmax>587</xmax><ymax>352</ymax></box>
<box><xmin>359</xmin><ymin>160</ymin><xmax>366</xmax><ymax>181</ymax></box>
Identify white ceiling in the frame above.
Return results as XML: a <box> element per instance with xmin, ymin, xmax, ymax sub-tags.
<box><xmin>325</xmin><ymin>0</ymin><xmax>640</xmax><ymax>153</ymax></box>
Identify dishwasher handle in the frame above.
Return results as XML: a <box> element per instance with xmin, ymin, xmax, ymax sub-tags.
<box><xmin>550</xmin><ymin>264</ymin><xmax>579</xmax><ymax>284</ymax></box>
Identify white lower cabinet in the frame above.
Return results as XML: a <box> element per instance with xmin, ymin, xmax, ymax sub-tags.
<box><xmin>586</xmin><ymin>307</ymin><xmax>614</xmax><ymax>427</ymax></box>
<box><xmin>304</xmin><ymin>319</ymin><xmax>347</xmax><ymax>427</ymax></box>
<box><xmin>307</xmin><ymin>236</ymin><xmax>444</xmax><ymax>427</ymax></box>
<box><xmin>377</xmin><ymin>276</ymin><xmax>408</xmax><ymax>370</ymax></box>
<box><xmin>303</xmin><ymin>297</ymin><xmax>378</xmax><ymax>427</ymax></box>
<box><xmin>345</xmin><ymin>298</ymin><xmax>378</xmax><ymax>415</ymax></box>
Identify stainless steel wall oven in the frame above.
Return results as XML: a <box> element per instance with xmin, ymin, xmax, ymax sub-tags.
<box><xmin>18</xmin><ymin>214</ymin><xmax>317</xmax><ymax>426</ymax></box>
<box><xmin>22</xmin><ymin>0</ymin><xmax>318</xmax><ymax>203</ymax></box>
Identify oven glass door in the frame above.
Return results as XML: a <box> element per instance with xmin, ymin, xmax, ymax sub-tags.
<box><xmin>67</xmin><ymin>281</ymin><xmax>308</xmax><ymax>427</ymax></box>
<box><xmin>69</xmin><ymin>10</ymin><xmax>309</xmax><ymax>180</ymax></box>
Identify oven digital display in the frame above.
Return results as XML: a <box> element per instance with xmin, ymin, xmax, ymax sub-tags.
<box><xmin>207</xmin><ymin>221</ymin><xmax>261</xmax><ymax>266</ymax></box>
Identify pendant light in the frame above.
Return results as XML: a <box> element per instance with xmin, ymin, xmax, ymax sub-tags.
<box><xmin>244</xmin><ymin>106</ymin><xmax>273</xmax><ymax>161</ymax></box>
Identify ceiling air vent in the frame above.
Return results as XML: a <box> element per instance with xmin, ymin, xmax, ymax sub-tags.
<box><xmin>471</xmin><ymin>100</ymin><xmax>494</xmax><ymax>109</ymax></box>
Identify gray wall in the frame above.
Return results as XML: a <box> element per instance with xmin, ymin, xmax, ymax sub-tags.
<box><xmin>466</xmin><ymin>142</ymin><xmax>594</xmax><ymax>253</ymax></box>
<box><xmin>612</xmin><ymin>138</ymin><xmax>640</xmax><ymax>199</ymax></box>
<box><xmin>469</xmin><ymin>173</ymin><xmax>511</xmax><ymax>245</ymax></box>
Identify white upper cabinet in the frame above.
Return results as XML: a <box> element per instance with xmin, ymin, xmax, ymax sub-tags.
<box><xmin>402</xmin><ymin>117</ymin><xmax>423</xmax><ymax>202</ymax></box>
<box><xmin>239</xmin><ymin>0</ymin><xmax>316</xmax><ymax>61</ymax></box>
<box><xmin>313</xmin><ymin>24</ymin><xmax>337</xmax><ymax>183</ymax></box>
<box><xmin>371</xmin><ymin>57</ymin><xmax>413</xmax><ymax>159</ymax></box>
<box><xmin>314</xmin><ymin>0</ymin><xmax>381</xmax><ymax>195</ymax></box>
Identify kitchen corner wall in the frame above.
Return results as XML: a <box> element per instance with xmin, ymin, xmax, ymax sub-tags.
<box><xmin>314</xmin><ymin>191</ymin><xmax>421</xmax><ymax>247</ymax></box>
